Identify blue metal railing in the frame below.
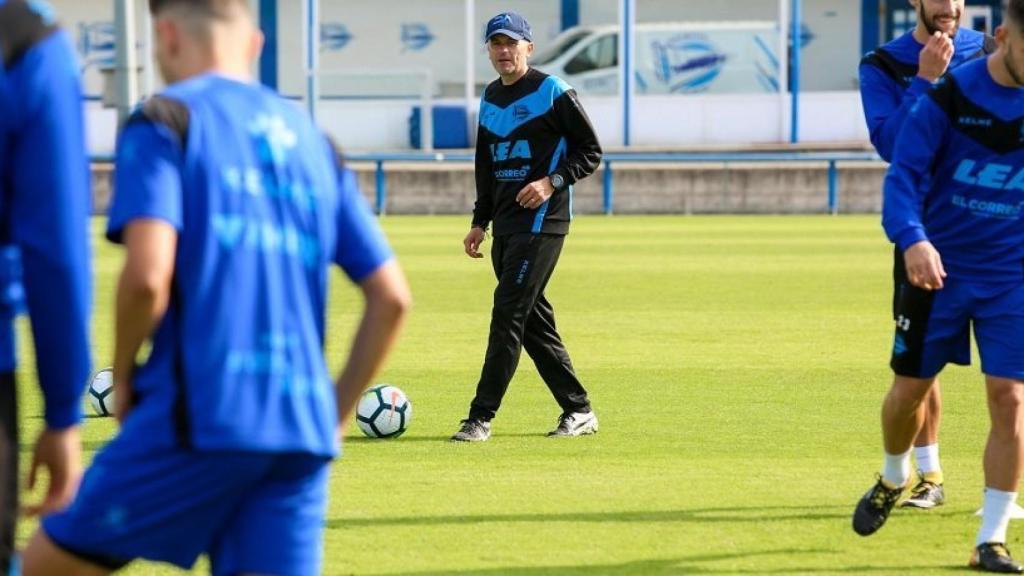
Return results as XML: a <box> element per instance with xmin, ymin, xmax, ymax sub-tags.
<box><xmin>344</xmin><ymin>150</ymin><xmax>882</xmax><ymax>216</ymax></box>
<box><xmin>90</xmin><ymin>150</ymin><xmax>883</xmax><ymax>216</ymax></box>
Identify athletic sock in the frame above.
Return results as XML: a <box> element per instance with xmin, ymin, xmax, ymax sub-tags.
<box><xmin>914</xmin><ymin>443</ymin><xmax>943</xmax><ymax>483</ymax></box>
<box><xmin>977</xmin><ymin>488</ymin><xmax>1017</xmax><ymax>546</ymax></box>
<box><xmin>882</xmin><ymin>449</ymin><xmax>912</xmax><ymax>488</ymax></box>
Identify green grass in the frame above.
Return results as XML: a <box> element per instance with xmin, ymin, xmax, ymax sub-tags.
<box><xmin>14</xmin><ymin>215</ymin><xmax>1005</xmax><ymax>574</ymax></box>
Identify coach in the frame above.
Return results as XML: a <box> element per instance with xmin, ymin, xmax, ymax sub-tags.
<box><xmin>451</xmin><ymin>11</ymin><xmax>602</xmax><ymax>442</ymax></box>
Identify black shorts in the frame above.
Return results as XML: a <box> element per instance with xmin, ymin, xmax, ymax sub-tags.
<box><xmin>0</xmin><ymin>371</ymin><xmax>15</xmax><ymax>570</ymax></box>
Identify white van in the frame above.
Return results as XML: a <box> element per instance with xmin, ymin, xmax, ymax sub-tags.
<box><xmin>531</xmin><ymin>21</ymin><xmax>781</xmax><ymax>96</ymax></box>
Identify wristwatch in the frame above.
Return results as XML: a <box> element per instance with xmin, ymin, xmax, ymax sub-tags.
<box><xmin>549</xmin><ymin>173</ymin><xmax>565</xmax><ymax>190</ymax></box>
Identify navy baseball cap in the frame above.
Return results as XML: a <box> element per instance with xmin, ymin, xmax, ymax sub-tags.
<box><xmin>485</xmin><ymin>12</ymin><xmax>533</xmax><ymax>43</ymax></box>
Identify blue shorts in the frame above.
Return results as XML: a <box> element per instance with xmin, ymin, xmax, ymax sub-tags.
<box><xmin>42</xmin><ymin>428</ymin><xmax>330</xmax><ymax>575</ymax></box>
<box><xmin>890</xmin><ymin>277</ymin><xmax>1024</xmax><ymax>379</ymax></box>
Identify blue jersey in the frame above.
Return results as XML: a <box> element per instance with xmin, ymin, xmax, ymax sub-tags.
<box><xmin>860</xmin><ymin>28</ymin><xmax>989</xmax><ymax>161</ymax></box>
<box><xmin>0</xmin><ymin>0</ymin><xmax>92</xmax><ymax>428</ymax></box>
<box><xmin>882</xmin><ymin>58</ymin><xmax>1024</xmax><ymax>282</ymax></box>
<box><xmin>107</xmin><ymin>74</ymin><xmax>392</xmax><ymax>456</ymax></box>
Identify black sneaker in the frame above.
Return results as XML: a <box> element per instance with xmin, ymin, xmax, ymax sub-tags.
<box><xmin>547</xmin><ymin>411</ymin><xmax>598</xmax><ymax>437</ymax></box>
<box><xmin>970</xmin><ymin>543</ymin><xmax>1024</xmax><ymax>573</ymax></box>
<box><xmin>901</xmin><ymin>474</ymin><xmax>945</xmax><ymax>509</ymax></box>
<box><xmin>450</xmin><ymin>418</ymin><xmax>490</xmax><ymax>442</ymax></box>
<box><xmin>852</xmin><ymin>476</ymin><xmax>903</xmax><ymax>536</ymax></box>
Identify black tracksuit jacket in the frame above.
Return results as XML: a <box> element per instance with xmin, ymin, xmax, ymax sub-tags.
<box><xmin>472</xmin><ymin>68</ymin><xmax>602</xmax><ymax>236</ymax></box>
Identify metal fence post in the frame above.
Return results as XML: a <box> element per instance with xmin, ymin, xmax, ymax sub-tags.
<box><xmin>603</xmin><ymin>160</ymin><xmax>614</xmax><ymax>215</ymax></box>
<box><xmin>375</xmin><ymin>160</ymin><xmax>386</xmax><ymax>216</ymax></box>
<box><xmin>827</xmin><ymin>160</ymin><xmax>838</xmax><ymax>215</ymax></box>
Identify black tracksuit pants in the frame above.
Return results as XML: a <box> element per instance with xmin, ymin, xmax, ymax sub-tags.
<box><xmin>468</xmin><ymin>232</ymin><xmax>591</xmax><ymax>421</ymax></box>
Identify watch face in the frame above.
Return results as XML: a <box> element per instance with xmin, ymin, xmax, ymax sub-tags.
<box><xmin>551</xmin><ymin>174</ymin><xmax>564</xmax><ymax>189</ymax></box>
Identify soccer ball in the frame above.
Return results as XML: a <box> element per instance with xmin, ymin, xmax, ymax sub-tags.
<box><xmin>355</xmin><ymin>384</ymin><xmax>411</xmax><ymax>438</ymax></box>
<box><xmin>87</xmin><ymin>367</ymin><xmax>115</xmax><ymax>417</ymax></box>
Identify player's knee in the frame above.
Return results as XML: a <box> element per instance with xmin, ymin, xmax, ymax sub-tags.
<box><xmin>889</xmin><ymin>376</ymin><xmax>934</xmax><ymax>407</ymax></box>
<box><xmin>988</xmin><ymin>383</ymin><xmax>1024</xmax><ymax>428</ymax></box>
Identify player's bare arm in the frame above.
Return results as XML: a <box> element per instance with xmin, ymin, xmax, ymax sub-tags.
<box><xmin>918</xmin><ymin>31</ymin><xmax>955</xmax><ymax>81</ymax></box>
<box><xmin>904</xmin><ymin>240</ymin><xmax>946</xmax><ymax>291</ymax></box>
<box><xmin>335</xmin><ymin>260</ymin><xmax>411</xmax><ymax>431</ymax></box>
<box><xmin>113</xmin><ymin>219</ymin><xmax>178</xmax><ymax>422</ymax></box>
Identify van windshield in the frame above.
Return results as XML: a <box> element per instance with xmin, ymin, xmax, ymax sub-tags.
<box><xmin>531</xmin><ymin>29</ymin><xmax>592</xmax><ymax>65</ymax></box>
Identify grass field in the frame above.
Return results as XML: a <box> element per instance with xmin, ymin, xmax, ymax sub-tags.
<box><xmin>13</xmin><ymin>215</ymin><xmax>1009</xmax><ymax>574</ymax></box>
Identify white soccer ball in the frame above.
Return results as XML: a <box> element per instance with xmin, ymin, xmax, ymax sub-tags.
<box><xmin>355</xmin><ymin>384</ymin><xmax>411</xmax><ymax>438</ymax></box>
<box><xmin>87</xmin><ymin>367</ymin><xmax>116</xmax><ymax>417</ymax></box>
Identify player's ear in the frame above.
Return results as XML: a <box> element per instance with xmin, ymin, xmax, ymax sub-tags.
<box><xmin>249</xmin><ymin>28</ymin><xmax>265</xmax><ymax>63</ymax></box>
<box><xmin>154</xmin><ymin>16</ymin><xmax>180</xmax><ymax>57</ymax></box>
<box><xmin>995</xmin><ymin>24</ymin><xmax>1008</xmax><ymax>47</ymax></box>
<box><xmin>525</xmin><ymin>41</ymin><xmax>534</xmax><ymax>57</ymax></box>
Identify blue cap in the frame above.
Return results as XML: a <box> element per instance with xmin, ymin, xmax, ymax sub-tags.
<box><xmin>485</xmin><ymin>12</ymin><xmax>532</xmax><ymax>43</ymax></box>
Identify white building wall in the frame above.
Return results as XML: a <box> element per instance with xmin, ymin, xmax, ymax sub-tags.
<box><xmin>51</xmin><ymin>0</ymin><xmax>868</xmax><ymax>153</ymax></box>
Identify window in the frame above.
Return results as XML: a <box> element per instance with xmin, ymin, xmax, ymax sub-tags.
<box><xmin>564</xmin><ymin>34</ymin><xmax>618</xmax><ymax>75</ymax></box>
<box><xmin>532</xmin><ymin>30</ymin><xmax>591</xmax><ymax>66</ymax></box>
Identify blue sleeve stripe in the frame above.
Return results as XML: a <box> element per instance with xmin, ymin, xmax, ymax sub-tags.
<box><xmin>531</xmin><ymin>137</ymin><xmax>567</xmax><ymax>234</ymax></box>
<box><xmin>547</xmin><ymin>74</ymin><xmax>571</xmax><ymax>96</ymax></box>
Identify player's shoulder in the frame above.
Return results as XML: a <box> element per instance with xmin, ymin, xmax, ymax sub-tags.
<box><xmin>0</xmin><ymin>0</ymin><xmax>59</xmax><ymax>69</ymax></box>
<box><xmin>939</xmin><ymin>57</ymin><xmax>989</xmax><ymax>105</ymax></box>
<box><xmin>955</xmin><ymin>27</ymin><xmax>987</xmax><ymax>52</ymax></box>
<box><xmin>125</xmin><ymin>95</ymin><xmax>190</xmax><ymax>146</ymax></box>
<box><xmin>947</xmin><ymin>56</ymin><xmax>987</xmax><ymax>84</ymax></box>
<box><xmin>534</xmin><ymin>69</ymin><xmax>573</xmax><ymax>99</ymax></box>
<box><xmin>860</xmin><ymin>33</ymin><xmax>919</xmax><ymax>88</ymax></box>
<box><xmin>862</xmin><ymin>32</ymin><xmax>915</xmax><ymax>66</ymax></box>
<box><xmin>483</xmin><ymin>77</ymin><xmax>503</xmax><ymax>100</ymax></box>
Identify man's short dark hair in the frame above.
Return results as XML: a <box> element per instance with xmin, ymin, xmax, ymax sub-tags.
<box><xmin>148</xmin><ymin>0</ymin><xmax>249</xmax><ymax>18</ymax></box>
<box><xmin>1007</xmin><ymin>0</ymin><xmax>1024</xmax><ymax>28</ymax></box>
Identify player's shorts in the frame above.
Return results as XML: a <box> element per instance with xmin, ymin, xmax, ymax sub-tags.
<box><xmin>891</xmin><ymin>247</ymin><xmax>970</xmax><ymax>365</ymax></box>
<box><xmin>890</xmin><ymin>277</ymin><xmax>1024</xmax><ymax>380</ymax></box>
<box><xmin>42</xmin><ymin>425</ymin><xmax>330</xmax><ymax>576</ymax></box>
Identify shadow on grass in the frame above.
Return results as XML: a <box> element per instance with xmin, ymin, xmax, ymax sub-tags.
<box><xmin>325</xmin><ymin>504</ymin><xmax>839</xmax><ymax>532</ymax></box>
<box><xmin>345</xmin><ymin>548</ymin><xmax>971</xmax><ymax>575</ymax></box>
<box><xmin>325</xmin><ymin>502</ymin><xmax>974</xmax><ymax>528</ymax></box>
<box><xmin>343</xmin><ymin>432</ymin><xmax>555</xmax><ymax>444</ymax></box>
<box><xmin>326</xmin><ymin>504</ymin><xmax>983</xmax><ymax>530</ymax></box>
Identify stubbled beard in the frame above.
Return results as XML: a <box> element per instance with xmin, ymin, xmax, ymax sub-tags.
<box><xmin>919</xmin><ymin>2</ymin><xmax>961</xmax><ymax>37</ymax></box>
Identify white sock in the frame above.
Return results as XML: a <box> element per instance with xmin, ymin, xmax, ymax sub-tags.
<box><xmin>914</xmin><ymin>443</ymin><xmax>941</xmax><ymax>475</ymax></box>
<box><xmin>882</xmin><ymin>449</ymin><xmax>912</xmax><ymax>488</ymax></box>
<box><xmin>977</xmin><ymin>488</ymin><xmax>1018</xmax><ymax>546</ymax></box>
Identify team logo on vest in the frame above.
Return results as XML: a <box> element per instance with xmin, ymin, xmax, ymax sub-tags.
<box><xmin>490</xmin><ymin>139</ymin><xmax>532</xmax><ymax>162</ymax></box>
<box><xmin>249</xmin><ymin>114</ymin><xmax>298</xmax><ymax>167</ymax></box>
<box><xmin>958</xmin><ymin>116</ymin><xmax>993</xmax><ymax>127</ymax></box>
<box><xmin>513</xmin><ymin>104</ymin><xmax>530</xmax><ymax>122</ymax></box>
<box><xmin>494</xmin><ymin>167</ymin><xmax>529</xmax><ymax>181</ymax></box>
<box><xmin>953</xmin><ymin>159</ymin><xmax>1024</xmax><ymax>191</ymax></box>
